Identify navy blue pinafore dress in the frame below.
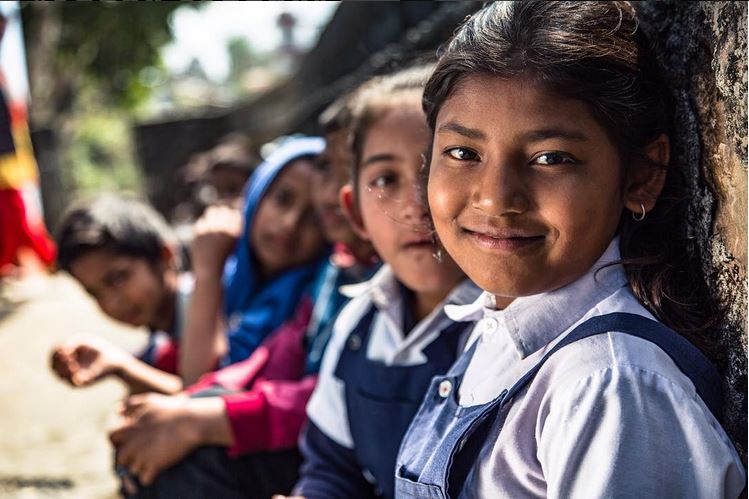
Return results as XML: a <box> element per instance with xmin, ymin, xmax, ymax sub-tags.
<box><xmin>394</xmin><ymin>313</ymin><xmax>723</xmax><ymax>499</ymax></box>
<box><xmin>334</xmin><ymin>303</ymin><xmax>473</xmax><ymax>499</ymax></box>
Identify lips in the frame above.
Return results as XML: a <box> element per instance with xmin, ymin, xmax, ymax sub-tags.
<box><xmin>319</xmin><ymin>206</ymin><xmax>344</xmax><ymax>226</ymax></box>
<box><xmin>267</xmin><ymin>232</ymin><xmax>296</xmax><ymax>252</ymax></box>
<box><xmin>460</xmin><ymin>223</ymin><xmax>545</xmax><ymax>251</ymax></box>
<box><xmin>120</xmin><ymin>309</ymin><xmax>141</xmax><ymax>326</ymax></box>
<box><xmin>401</xmin><ymin>235</ymin><xmax>434</xmax><ymax>250</ymax></box>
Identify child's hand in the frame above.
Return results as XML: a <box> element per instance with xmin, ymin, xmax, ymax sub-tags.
<box><xmin>190</xmin><ymin>206</ymin><xmax>243</xmax><ymax>278</ymax></box>
<box><xmin>50</xmin><ymin>337</ymin><xmax>128</xmax><ymax>387</ymax></box>
<box><xmin>109</xmin><ymin>393</ymin><xmax>200</xmax><ymax>486</ymax></box>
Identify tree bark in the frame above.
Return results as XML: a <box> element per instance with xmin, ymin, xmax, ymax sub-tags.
<box><xmin>637</xmin><ymin>0</ymin><xmax>747</xmax><ymax>460</ymax></box>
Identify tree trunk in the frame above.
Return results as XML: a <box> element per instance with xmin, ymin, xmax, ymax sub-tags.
<box><xmin>637</xmin><ymin>0</ymin><xmax>747</xmax><ymax>460</ymax></box>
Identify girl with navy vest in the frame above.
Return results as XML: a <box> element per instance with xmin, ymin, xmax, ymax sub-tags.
<box><xmin>394</xmin><ymin>2</ymin><xmax>745</xmax><ymax>498</ymax></box>
<box><xmin>289</xmin><ymin>66</ymin><xmax>481</xmax><ymax>499</ymax></box>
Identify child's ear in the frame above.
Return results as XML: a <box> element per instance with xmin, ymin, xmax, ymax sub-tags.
<box><xmin>623</xmin><ymin>133</ymin><xmax>669</xmax><ymax>215</ymax></box>
<box><xmin>160</xmin><ymin>245</ymin><xmax>178</xmax><ymax>270</ymax></box>
<box><xmin>340</xmin><ymin>184</ymin><xmax>370</xmax><ymax>241</ymax></box>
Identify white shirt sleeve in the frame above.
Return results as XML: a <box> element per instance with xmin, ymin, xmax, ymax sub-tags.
<box><xmin>537</xmin><ymin>363</ymin><xmax>746</xmax><ymax>499</ymax></box>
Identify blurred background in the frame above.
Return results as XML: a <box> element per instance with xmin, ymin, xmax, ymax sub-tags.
<box><xmin>18</xmin><ymin>1</ymin><xmax>480</xmax><ymax>234</ymax></box>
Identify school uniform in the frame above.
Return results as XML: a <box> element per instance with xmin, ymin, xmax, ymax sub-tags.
<box><xmin>138</xmin><ymin>273</ymin><xmax>193</xmax><ymax>374</ymax></box>
<box><xmin>395</xmin><ymin>238</ymin><xmax>746</xmax><ymax>499</ymax></box>
<box><xmin>295</xmin><ymin>265</ymin><xmax>481</xmax><ymax>499</ymax></box>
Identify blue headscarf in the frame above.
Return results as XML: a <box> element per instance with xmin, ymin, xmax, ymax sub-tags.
<box><xmin>222</xmin><ymin>136</ymin><xmax>327</xmax><ymax>365</ymax></box>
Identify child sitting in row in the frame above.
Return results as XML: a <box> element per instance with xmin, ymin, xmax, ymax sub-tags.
<box><xmin>181</xmin><ymin>137</ymin><xmax>329</xmax><ymax>383</ymax></box>
<box><xmin>291</xmin><ymin>65</ymin><xmax>480</xmax><ymax>499</ymax></box>
<box><xmin>52</xmin><ymin>139</ymin><xmax>329</xmax><ymax>396</ymax></box>
<box><xmin>108</xmin><ymin>116</ymin><xmax>379</xmax><ymax>497</ymax></box>
<box><xmin>393</xmin><ymin>2</ymin><xmax>745</xmax><ymax>497</ymax></box>
<box><xmin>52</xmin><ymin>195</ymin><xmax>187</xmax><ymax>394</ymax></box>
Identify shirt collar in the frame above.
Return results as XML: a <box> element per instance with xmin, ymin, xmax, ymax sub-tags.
<box><xmin>341</xmin><ymin>264</ymin><xmax>482</xmax><ymax>312</ymax></box>
<box><xmin>339</xmin><ymin>264</ymin><xmax>399</xmax><ymax>309</ymax></box>
<box><xmin>445</xmin><ymin>237</ymin><xmax>628</xmax><ymax>358</ymax></box>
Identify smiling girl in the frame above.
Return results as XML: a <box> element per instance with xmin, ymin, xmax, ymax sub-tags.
<box><xmin>181</xmin><ymin>137</ymin><xmax>328</xmax><ymax>383</ymax></box>
<box><xmin>395</xmin><ymin>2</ymin><xmax>745</xmax><ymax>498</ymax></box>
<box><xmin>290</xmin><ymin>66</ymin><xmax>480</xmax><ymax>499</ymax></box>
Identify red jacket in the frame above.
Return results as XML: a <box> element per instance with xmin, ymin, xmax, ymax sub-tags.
<box><xmin>186</xmin><ymin>297</ymin><xmax>317</xmax><ymax>457</ymax></box>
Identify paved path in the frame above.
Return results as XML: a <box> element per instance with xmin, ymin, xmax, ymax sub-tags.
<box><xmin>0</xmin><ymin>273</ymin><xmax>148</xmax><ymax>498</ymax></box>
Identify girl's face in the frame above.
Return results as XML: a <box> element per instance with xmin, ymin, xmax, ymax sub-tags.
<box><xmin>251</xmin><ymin>158</ymin><xmax>325</xmax><ymax>277</ymax></box>
<box><xmin>315</xmin><ymin>130</ymin><xmax>359</xmax><ymax>245</ymax></box>
<box><xmin>429</xmin><ymin>75</ymin><xmax>626</xmax><ymax>307</ymax></box>
<box><xmin>355</xmin><ymin>106</ymin><xmax>465</xmax><ymax>295</ymax></box>
<box><xmin>70</xmin><ymin>250</ymin><xmax>173</xmax><ymax>329</ymax></box>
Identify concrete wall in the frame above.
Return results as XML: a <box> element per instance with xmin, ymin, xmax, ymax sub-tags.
<box><xmin>638</xmin><ymin>0</ymin><xmax>747</xmax><ymax>458</ymax></box>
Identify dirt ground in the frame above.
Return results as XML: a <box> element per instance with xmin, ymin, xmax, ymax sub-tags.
<box><xmin>0</xmin><ymin>273</ymin><xmax>149</xmax><ymax>499</ymax></box>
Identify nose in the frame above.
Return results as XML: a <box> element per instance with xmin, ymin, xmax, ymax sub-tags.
<box><xmin>99</xmin><ymin>289</ymin><xmax>125</xmax><ymax>319</ymax></box>
<box><xmin>282</xmin><ymin>200</ymin><xmax>319</xmax><ymax>234</ymax></box>
<box><xmin>471</xmin><ymin>161</ymin><xmax>529</xmax><ymax>216</ymax></box>
<box><xmin>319</xmin><ymin>174</ymin><xmax>340</xmax><ymax>207</ymax></box>
<box><xmin>399</xmin><ymin>181</ymin><xmax>429</xmax><ymax>224</ymax></box>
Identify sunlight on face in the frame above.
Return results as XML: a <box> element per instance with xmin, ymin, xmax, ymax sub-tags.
<box><xmin>428</xmin><ymin>75</ymin><xmax>625</xmax><ymax>307</ymax></box>
<box><xmin>357</xmin><ymin>106</ymin><xmax>464</xmax><ymax>295</ymax></box>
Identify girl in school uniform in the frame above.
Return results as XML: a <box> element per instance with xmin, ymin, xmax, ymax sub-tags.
<box><xmin>180</xmin><ymin>137</ymin><xmax>328</xmax><ymax>383</ymax></box>
<box><xmin>289</xmin><ymin>66</ymin><xmax>481</xmax><ymax>499</ymax></box>
<box><xmin>395</xmin><ymin>2</ymin><xmax>746</xmax><ymax>498</ymax></box>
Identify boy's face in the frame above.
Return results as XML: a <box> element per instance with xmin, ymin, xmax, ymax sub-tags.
<box><xmin>251</xmin><ymin>158</ymin><xmax>325</xmax><ymax>276</ymax></box>
<box><xmin>314</xmin><ymin>130</ymin><xmax>359</xmax><ymax>245</ymax></box>
<box><xmin>428</xmin><ymin>75</ymin><xmax>628</xmax><ymax>307</ymax></box>
<box><xmin>69</xmin><ymin>250</ymin><xmax>171</xmax><ymax>329</ymax></box>
<box><xmin>354</xmin><ymin>106</ymin><xmax>464</xmax><ymax>294</ymax></box>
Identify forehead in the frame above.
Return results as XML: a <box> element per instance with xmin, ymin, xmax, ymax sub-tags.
<box><xmin>323</xmin><ymin>131</ymin><xmax>352</xmax><ymax>162</ymax></box>
<box><xmin>438</xmin><ymin>74</ymin><xmax>601</xmax><ymax>136</ymax></box>
<box><xmin>361</xmin><ymin>106</ymin><xmax>429</xmax><ymax>157</ymax></box>
<box><xmin>68</xmin><ymin>250</ymin><xmax>136</xmax><ymax>284</ymax></box>
<box><xmin>272</xmin><ymin>158</ymin><xmax>317</xmax><ymax>185</ymax></box>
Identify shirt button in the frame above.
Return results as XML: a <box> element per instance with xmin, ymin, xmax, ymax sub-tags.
<box><xmin>483</xmin><ymin>317</ymin><xmax>499</xmax><ymax>333</ymax></box>
<box><xmin>347</xmin><ymin>334</ymin><xmax>362</xmax><ymax>351</ymax></box>
<box><xmin>438</xmin><ymin>380</ymin><xmax>452</xmax><ymax>398</ymax></box>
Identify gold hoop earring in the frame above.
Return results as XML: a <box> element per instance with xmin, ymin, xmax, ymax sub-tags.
<box><xmin>632</xmin><ymin>202</ymin><xmax>646</xmax><ymax>222</ymax></box>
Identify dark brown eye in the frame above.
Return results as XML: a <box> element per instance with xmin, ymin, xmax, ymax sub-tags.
<box><xmin>446</xmin><ymin>147</ymin><xmax>478</xmax><ymax>161</ymax></box>
<box><xmin>533</xmin><ymin>152</ymin><xmax>577</xmax><ymax>166</ymax></box>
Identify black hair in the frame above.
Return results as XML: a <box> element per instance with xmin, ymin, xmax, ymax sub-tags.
<box><xmin>422</xmin><ymin>1</ymin><xmax>720</xmax><ymax>355</ymax></box>
<box><xmin>318</xmin><ymin>91</ymin><xmax>356</xmax><ymax>137</ymax></box>
<box><xmin>348</xmin><ymin>64</ymin><xmax>435</xmax><ymax>197</ymax></box>
<box><xmin>56</xmin><ymin>195</ymin><xmax>179</xmax><ymax>272</ymax></box>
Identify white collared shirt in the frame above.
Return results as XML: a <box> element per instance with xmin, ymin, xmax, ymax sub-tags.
<box><xmin>445</xmin><ymin>238</ymin><xmax>745</xmax><ymax>498</ymax></box>
<box><xmin>307</xmin><ymin>265</ymin><xmax>481</xmax><ymax>448</ymax></box>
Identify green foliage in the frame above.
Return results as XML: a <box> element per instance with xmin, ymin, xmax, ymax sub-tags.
<box><xmin>23</xmin><ymin>2</ymin><xmax>191</xmax><ymax>110</ymax></box>
<box><xmin>64</xmin><ymin>107</ymin><xmax>142</xmax><ymax>197</ymax></box>
<box><xmin>21</xmin><ymin>2</ymin><xmax>196</xmax><ymax>197</ymax></box>
<box><xmin>227</xmin><ymin>36</ymin><xmax>256</xmax><ymax>82</ymax></box>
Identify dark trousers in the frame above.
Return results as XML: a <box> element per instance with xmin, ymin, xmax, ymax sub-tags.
<box><xmin>125</xmin><ymin>446</ymin><xmax>302</xmax><ymax>499</ymax></box>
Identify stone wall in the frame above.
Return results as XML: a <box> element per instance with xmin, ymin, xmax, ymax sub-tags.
<box><xmin>638</xmin><ymin>1</ymin><xmax>747</xmax><ymax>459</ymax></box>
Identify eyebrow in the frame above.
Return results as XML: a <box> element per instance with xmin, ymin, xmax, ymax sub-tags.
<box><xmin>521</xmin><ymin>128</ymin><xmax>589</xmax><ymax>142</ymax></box>
<box><xmin>438</xmin><ymin>122</ymin><xmax>590</xmax><ymax>143</ymax></box>
<box><xmin>437</xmin><ymin>122</ymin><xmax>486</xmax><ymax>140</ymax></box>
<box><xmin>361</xmin><ymin>153</ymin><xmax>398</xmax><ymax>169</ymax></box>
